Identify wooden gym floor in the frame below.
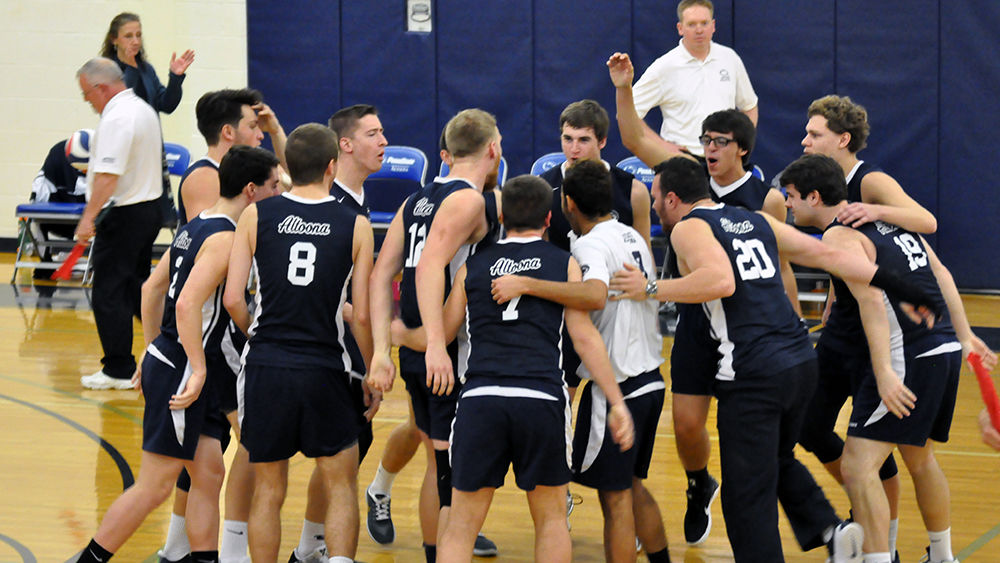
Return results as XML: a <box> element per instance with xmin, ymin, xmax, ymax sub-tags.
<box><xmin>2</xmin><ymin>255</ymin><xmax>999</xmax><ymax>562</ymax></box>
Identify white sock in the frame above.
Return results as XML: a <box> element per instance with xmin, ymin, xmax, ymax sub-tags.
<box><xmin>329</xmin><ymin>557</ymin><xmax>353</xmax><ymax>563</ymax></box>
<box><xmin>219</xmin><ymin>520</ymin><xmax>249</xmax><ymax>562</ymax></box>
<box><xmin>928</xmin><ymin>528</ymin><xmax>953</xmax><ymax>562</ymax></box>
<box><xmin>888</xmin><ymin>518</ymin><xmax>899</xmax><ymax>554</ymax></box>
<box><xmin>159</xmin><ymin>513</ymin><xmax>190</xmax><ymax>561</ymax></box>
<box><xmin>369</xmin><ymin>463</ymin><xmax>397</xmax><ymax>497</ymax></box>
<box><xmin>295</xmin><ymin>519</ymin><xmax>325</xmax><ymax>558</ymax></box>
<box><xmin>864</xmin><ymin>553</ymin><xmax>892</xmax><ymax>563</ymax></box>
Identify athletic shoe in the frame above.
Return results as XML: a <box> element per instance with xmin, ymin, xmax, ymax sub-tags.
<box><xmin>473</xmin><ymin>534</ymin><xmax>498</xmax><ymax>557</ymax></box>
<box><xmin>287</xmin><ymin>546</ymin><xmax>329</xmax><ymax>563</ymax></box>
<box><xmin>158</xmin><ymin>554</ymin><xmax>190</xmax><ymax>563</ymax></box>
<box><xmin>893</xmin><ymin>550</ymin><xmax>900</xmax><ymax>563</ymax></box>
<box><xmin>683</xmin><ymin>474</ymin><xmax>719</xmax><ymax>545</ymax></box>
<box><xmin>918</xmin><ymin>546</ymin><xmax>959</xmax><ymax>563</ymax></box>
<box><xmin>826</xmin><ymin>521</ymin><xmax>863</xmax><ymax>563</ymax></box>
<box><xmin>81</xmin><ymin>370</ymin><xmax>135</xmax><ymax>390</ymax></box>
<box><xmin>365</xmin><ymin>486</ymin><xmax>395</xmax><ymax>544</ymax></box>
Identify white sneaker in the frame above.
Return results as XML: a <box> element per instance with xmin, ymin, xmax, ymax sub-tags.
<box><xmin>81</xmin><ymin>370</ymin><xmax>134</xmax><ymax>390</ymax></box>
<box><xmin>827</xmin><ymin>521</ymin><xmax>864</xmax><ymax>563</ymax></box>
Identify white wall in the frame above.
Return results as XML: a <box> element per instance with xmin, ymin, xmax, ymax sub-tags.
<box><xmin>0</xmin><ymin>0</ymin><xmax>248</xmax><ymax>238</ymax></box>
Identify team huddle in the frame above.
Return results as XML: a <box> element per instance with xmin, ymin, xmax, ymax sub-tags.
<box><xmin>72</xmin><ymin>1</ymin><xmax>999</xmax><ymax>563</ymax></box>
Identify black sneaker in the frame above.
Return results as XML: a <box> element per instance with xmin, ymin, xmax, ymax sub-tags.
<box><xmin>365</xmin><ymin>486</ymin><xmax>395</xmax><ymax>544</ymax></box>
<box><xmin>826</xmin><ymin>520</ymin><xmax>863</xmax><ymax>563</ymax></box>
<box><xmin>473</xmin><ymin>533</ymin><xmax>498</xmax><ymax>557</ymax></box>
<box><xmin>683</xmin><ymin>475</ymin><xmax>719</xmax><ymax>545</ymax></box>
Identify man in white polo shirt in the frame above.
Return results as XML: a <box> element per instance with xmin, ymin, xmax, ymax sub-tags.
<box><xmin>631</xmin><ymin>0</ymin><xmax>758</xmax><ymax>158</ymax></box>
<box><xmin>76</xmin><ymin>57</ymin><xmax>164</xmax><ymax>390</ymax></box>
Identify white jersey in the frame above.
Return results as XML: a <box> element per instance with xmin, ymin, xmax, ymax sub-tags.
<box><xmin>570</xmin><ymin>220</ymin><xmax>662</xmax><ymax>382</ymax></box>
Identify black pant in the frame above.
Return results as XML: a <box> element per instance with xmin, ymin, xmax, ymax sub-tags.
<box><xmin>91</xmin><ymin>199</ymin><xmax>161</xmax><ymax>379</ymax></box>
<box><xmin>714</xmin><ymin>359</ymin><xmax>838</xmax><ymax>562</ymax></box>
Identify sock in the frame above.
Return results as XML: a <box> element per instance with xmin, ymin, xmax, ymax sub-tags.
<box><xmin>647</xmin><ymin>546</ymin><xmax>671</xmax><ymax>562</ymax></box>
<box><xmin>423</xmin><ymin>542</ymin><xmax>437</xmax><ymax>562</ymax></box>
<box><xmin>329</xmin><ymin>558</ymin><xmax>353</xmax><ymax>563</ymax></box>
<box><xmin>928</xmin><ymin>528</ymin><xmax>953</xmax><ymax>562</ymax></box>
<box><xmin>888</xmin><ymin>518</ymin><xmax>899</xmax><ymax>555</ymax></box>
<box><xmin>78</xmin><ymin>539</ymin><xmax>113</xmax><ymax>563</ymax></box>
<box><xmin>191</xmin><ymin>550</ymin><xmax>219</xmax><ymax>563</ymax></box>
<box><xmin>370</xmin><ymin>462</ymin><xmax>398</xmax><ymax>497</ymax></box>
<box><xmin>219</xmin><ymin>520</ymin><xmax>248</xmax><ymax>562</ymax></box>
<box><xmin>159</xmin><ymin>513</ymin><xmax>191</xmax><ymax>561</ymax></box>
<box><xmin>685</xmin><ymin>467</ymin><xmax>710</xmax><ymax>489</ymax></box>
<box><xmin>864</xmin><ymin>553</ymin><xmax>892</xmax><ymax>563</ymax></box>
<box><xmin>295</xmin><ymin>519</ymin><xmax>325</xmax><ymax>558</ymax></box>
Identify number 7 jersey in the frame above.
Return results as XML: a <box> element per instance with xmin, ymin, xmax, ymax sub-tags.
<box><xmin>245</xmin><ymin>192</ymin><xmax>360</xmax><ymax>370</ymax></box>
<box><xmin>683</xmin><ymin>203</ymin><xmax>814</xmax><ymax>380</ymax></box>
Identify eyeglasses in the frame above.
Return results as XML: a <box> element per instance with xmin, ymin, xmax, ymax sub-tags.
<box><xmin>698</xmin><ymin>135</ymin><xmax>735</xmax><ymax>148</ymax></box>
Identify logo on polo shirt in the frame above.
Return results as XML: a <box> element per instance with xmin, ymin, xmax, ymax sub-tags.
<box><xmin>719</xmin><ymin>69</ymin><xmax>731</xmax><ymax>82</ymax></box>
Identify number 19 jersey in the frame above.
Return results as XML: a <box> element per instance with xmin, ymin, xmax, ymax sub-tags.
<box><xmin>245</xmin><ymin>192</ymin><xmax>359</xmax><ymax>370</ymax></box>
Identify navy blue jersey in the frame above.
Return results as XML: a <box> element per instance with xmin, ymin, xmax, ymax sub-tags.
<box><xmin>542</xmin><ymin>163</ymin><xmax>636</xmax><ymax>252</ymax></box>
<box><xmin>159</xmin><ymin>213</ymin><xmax>237</xmax><ymax>348</ymax></box>
<box><xmin>817</xmin><ymin>219</ymin><xmax>865</xmax><ymax>356</ymax></box>
<box><xmin>854</xmin><ymin>221</ymin><xmax>954</xmax><ymax>355</ymax></box>
<box><xmin>683</xmin><ymin>204</ymin><xmax>814</xmax><ymax>379</ymax></box>
<box><xmin>463</xmin><ymin>237</ymin><xmax>570</xmax><ymax>392</ymax></box>
<box><xmin>330</xmin><ymin>180</ymin><xmax>369</xmax><ymax>379</ymax></box>
<box><xmin>846</xmin><ymin>160</ymin><xmax>881</xmax><ymax>204</ymax></box>
<box><xmin>330</xmin><ymin>179</ymin><xmax>370</xmax><ymax>219</ymax></box>
<box><xmin>711</xmin><ymin>173</ymin><xmax>771</xmax><ymax>211</ymax></box>
<box><xmin>246</xmin><ymin>193</ymin><xmax>359</xmax><ymax>369</ymax></box>
<box><xmin>177</xmin><ymin>158</ymin><xmax>219</xmax><ymax>227</ymax></box>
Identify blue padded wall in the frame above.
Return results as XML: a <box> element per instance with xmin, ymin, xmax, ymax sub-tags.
<box><xmin>248</xmin><ymin>0</ymin><xmax>1000</xmax><ymax>289</ymax></box>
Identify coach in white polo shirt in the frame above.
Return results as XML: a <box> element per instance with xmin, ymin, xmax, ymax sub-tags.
<box><xmin>76</xmin><ymin>57</ymin><xmax>163</xmax><ymax>390</ymax></box>
<box><xmin>631</xmin><ymin>0</ymin><xmax>758</xmax><ymax>157</ymax></box>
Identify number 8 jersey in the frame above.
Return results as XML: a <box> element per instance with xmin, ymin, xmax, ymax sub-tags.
<box><xmin>683</xmin><ymin>203</ymin><xmax>814</xmax><ymax>380</ymax></box>
<box><xmin>245</xmin><ymin>192</ymin><xmax>360</xmax><ymax>370</ymax></box>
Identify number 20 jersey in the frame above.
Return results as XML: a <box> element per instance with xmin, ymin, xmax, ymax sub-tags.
<box><xmin>245</xmin><ymin>192</ymin><xmax>359</xmax><ymax>370</ymax></box>
<box><xmin>683</xmin><ymin>203</ymin><xmax>814</xmax><ymax>380</ymax></box>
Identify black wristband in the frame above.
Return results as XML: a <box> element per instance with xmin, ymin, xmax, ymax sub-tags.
<box><xmin>869</xmin><ymin>266</ymin><xmax>941</xmax><ymax>316</ymax></box>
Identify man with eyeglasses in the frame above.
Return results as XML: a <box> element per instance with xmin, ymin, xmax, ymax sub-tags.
<box><xmin>629</xmin><ymin>0</ymin><xmax>758</xmax><ymax>158</ymax></box>
<box><xmin>610</xmin><ymin>51</ymin><xmax>799</xmax><ymax>546</ymax></box>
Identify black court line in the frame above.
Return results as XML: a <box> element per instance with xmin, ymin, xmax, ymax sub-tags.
<box><xmin>0</xmin><ymin>393</ymin><xmax>134</xmax><ymax>490</ymax></box>
<box><xmin>0</xmin><ymin>533</ymin><xmax>36</xmax><ymax>563</ymax></box>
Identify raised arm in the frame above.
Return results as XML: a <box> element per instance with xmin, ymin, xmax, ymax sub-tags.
<box><xmin>607</xmin><ymin>52</ymin><xmax>691</xmax><ymax>168</ymax></box>
<box><xmin>223</xmin><ymin>204</ymin><xmax>257</xmax><ymax>336</ymax></box>
<box><xmin>415</xmin><ymin>190</ymin><xmax>487</xmax><ymax>395</ymax></box>
<box><xmin>255</xmin><ymin>102</ymin><xmax>288</xmax><ymax>171</ymax></box>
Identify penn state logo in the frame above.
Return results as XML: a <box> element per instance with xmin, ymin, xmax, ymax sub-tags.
<box><xmin>719</xmin><ymin>69</ymin><xmax>731</xmax><ymax>82</ymax></box>
<box><xmin>173</xmin><ymin>230</ymin><xmax>193</xmax><ymax>250</ymax></box>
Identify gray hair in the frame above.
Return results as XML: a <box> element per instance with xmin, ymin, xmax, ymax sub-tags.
<box><xmin>77</xmin><ymin>57</ymin><xmax>124</xmax><ymax>86</ymax></box>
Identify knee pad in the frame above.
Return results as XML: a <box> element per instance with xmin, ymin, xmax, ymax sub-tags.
<box><xmin>797</xmin><ymin>430</ymin><xmax>845</xmax><ymax>465</ymax></box>
<box><xmin>176</xmin><ymin>467</ymin><xmax>191</xmax><ymax>493</ymax></box>
<box><xmin>879</xmin><ymin>453</ymin><xmax>899</xmax><ymax>481</ymax></box>
<box><xmin>434</xmin><ymin>448</ymin><xmax>452</xmax><ymax>507</ymax></box>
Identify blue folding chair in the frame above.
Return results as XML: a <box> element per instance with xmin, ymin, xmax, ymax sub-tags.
<box><xmin>617</xmin><ymin>156</ymin><xmax>665</xmax><ymax>239</ymax></box>
<box><xmin>439</xmin><ymin>156</ymin><xmax>508</xmax><ymax>187</ymax></box>
<box><xmin>364</xmin><ymin>145</ymin><xmax>429</xmax><ymax>228</ymax></box>
<box><xmin>163</xmin><ymin>142</ymin><xmax>191</xmax><ymax>175</ymax></box>
<box><xmin>530</xmin><ymin>152</ymin><xmax>566</xmax><ymax>176</ymax></box>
